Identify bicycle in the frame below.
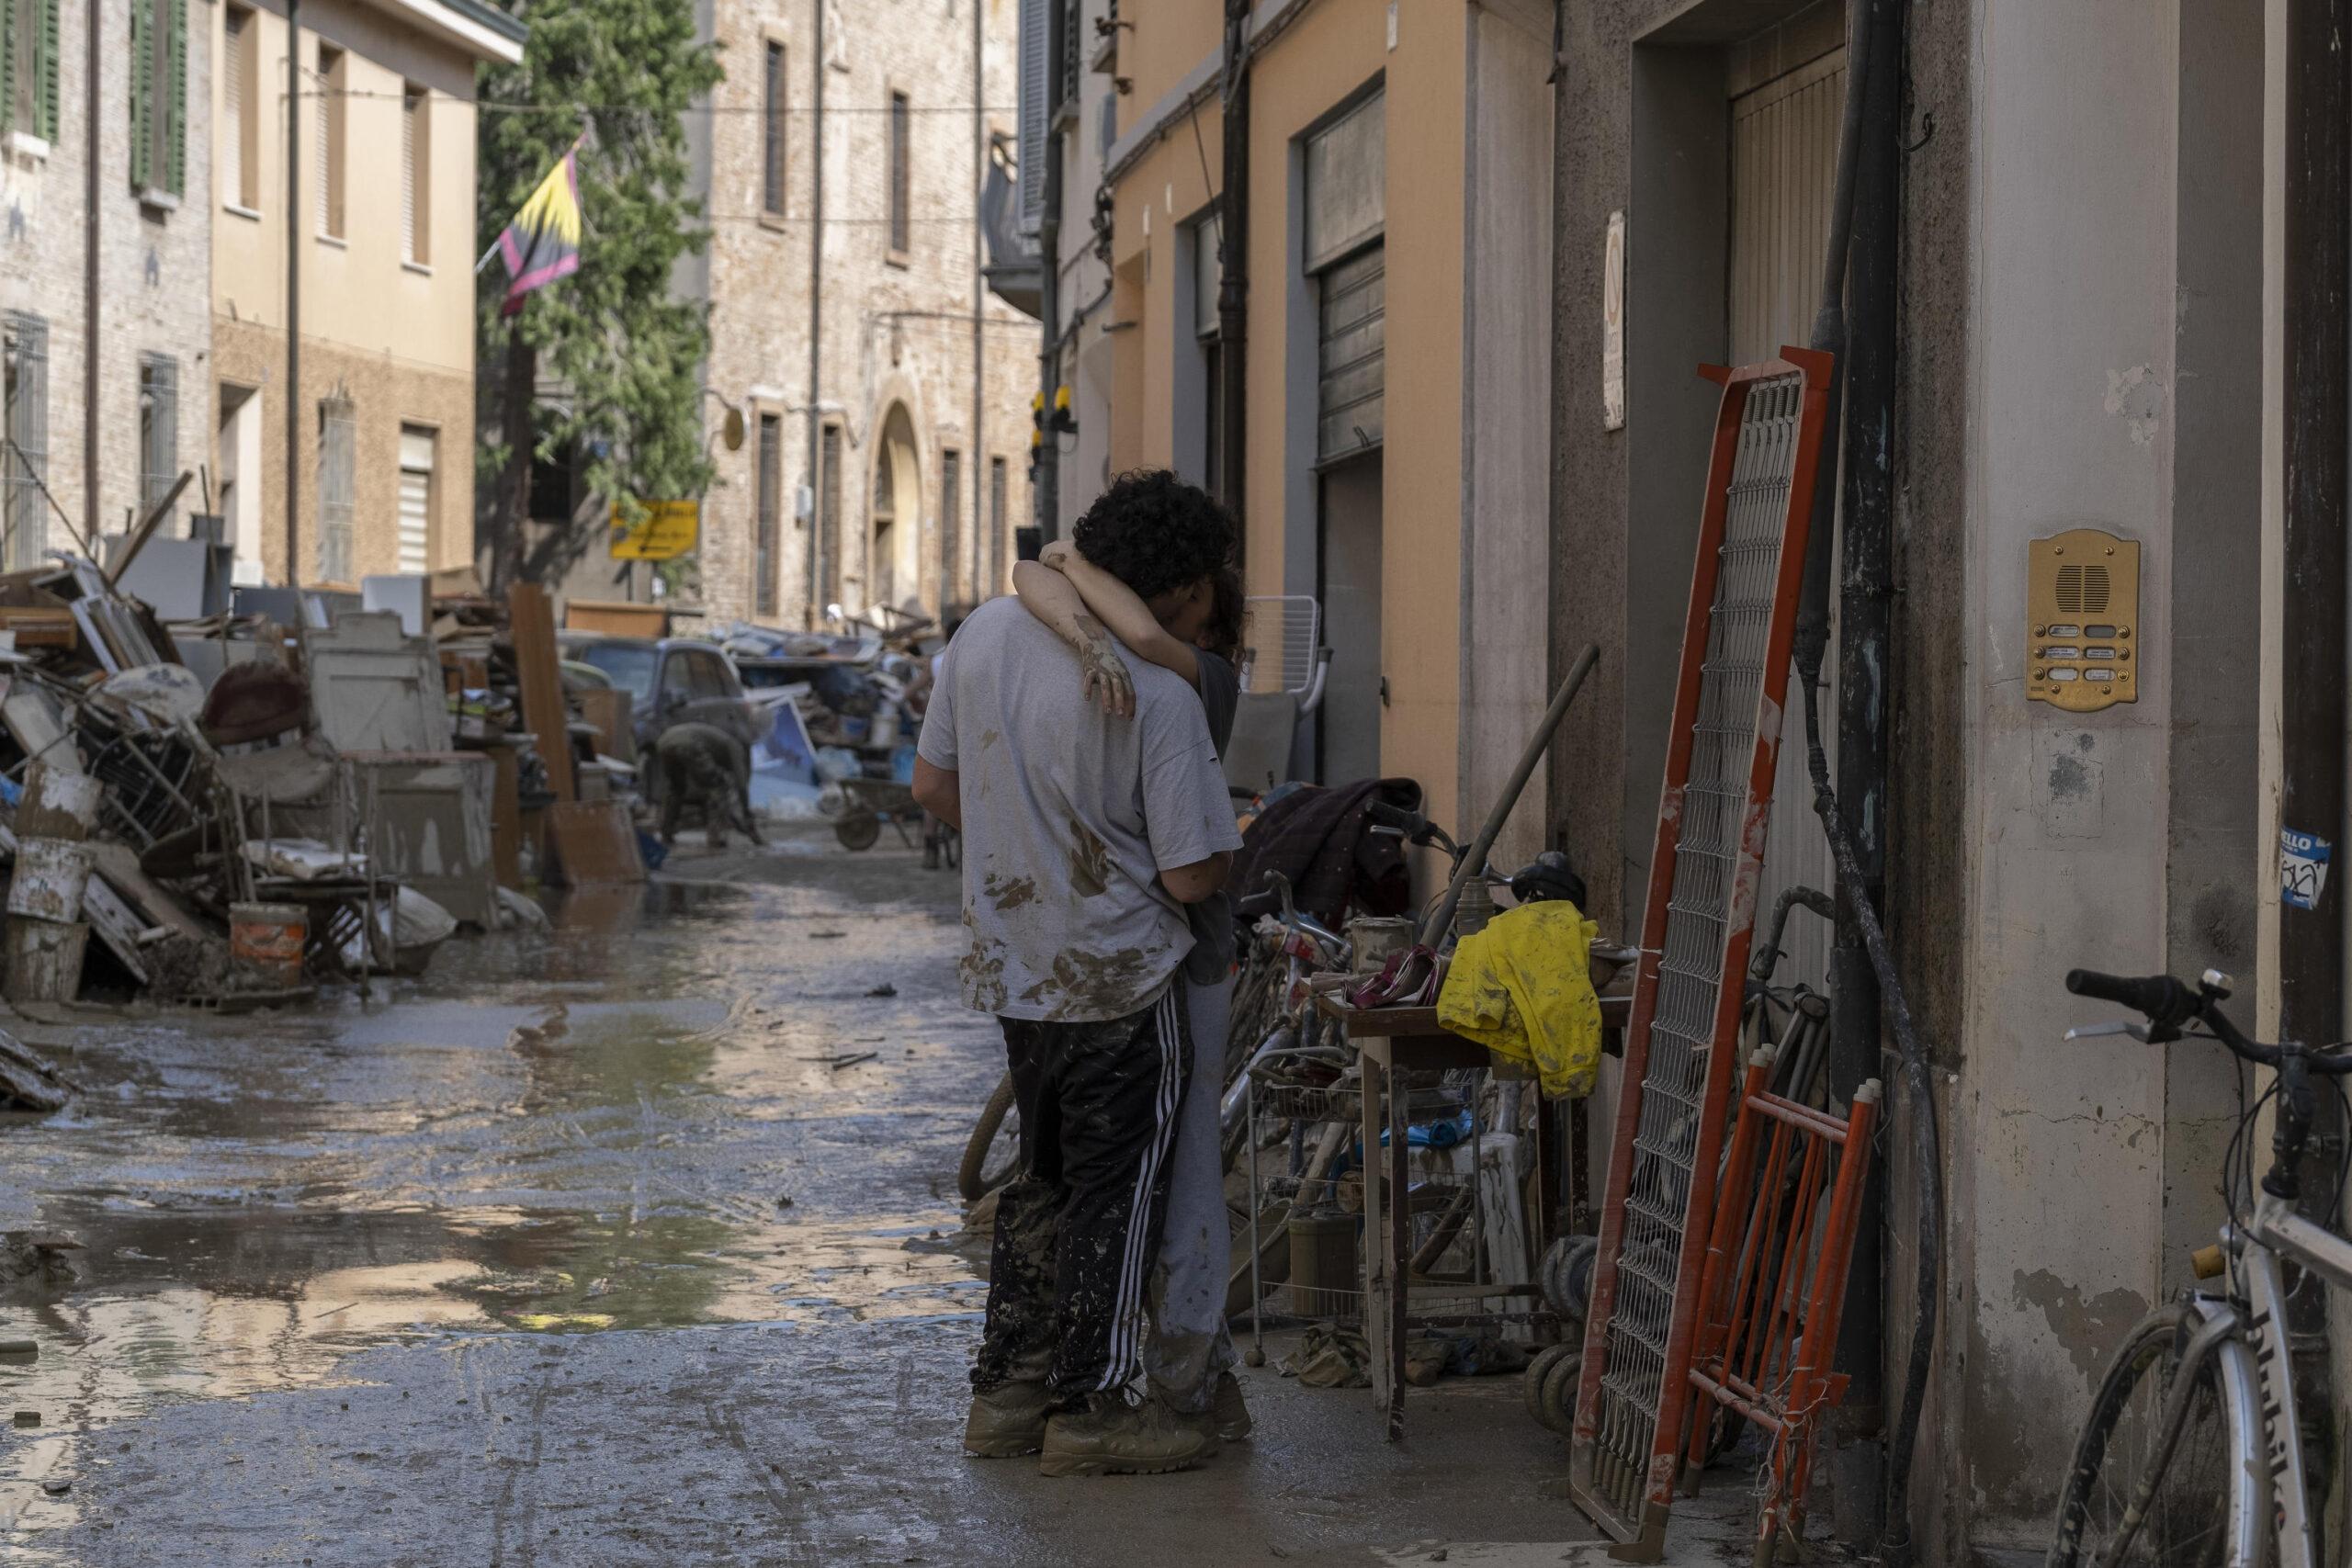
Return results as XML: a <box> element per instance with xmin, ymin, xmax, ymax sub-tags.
<box><xmin>2047</xmin><ymin>965</ymin><xmax>2352</xmax><ymax>1568</ymax></box>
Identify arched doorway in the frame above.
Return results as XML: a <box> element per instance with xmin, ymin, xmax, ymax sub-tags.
<box><xmin>868</xmin><ymin>404</ymin><xmax>922</xmax><ymax>614</ymax></box>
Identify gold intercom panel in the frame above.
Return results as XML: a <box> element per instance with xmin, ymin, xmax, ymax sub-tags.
<box><xmin>2027</xmin><ymin>528</ymin><xmax>2140</xmax><ymax>713</ymax></box>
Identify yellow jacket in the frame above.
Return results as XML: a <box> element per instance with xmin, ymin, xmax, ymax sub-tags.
<box><xmin>1437</xmin><ymin>900</ymin><xmax>1603</xmax><ymax>1098</ymax></box>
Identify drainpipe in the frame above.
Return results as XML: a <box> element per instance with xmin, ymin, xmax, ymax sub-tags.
<box><xmin>2278</xmin><ymin>0</ymin><xmax>2347</xmax><ymax>1515</ymax></box>
<box><xmin>804</xmin><ymin>0</ymin><xmax>827</xmax><ymax>626</ymax></box>
<box><xmin>82</xmin><ymin>0</ymin><xmax>101</xmax><ymax>555</ymax></box>
<box><xmin>1215</xmin><ymin>0</ymin><xmax>1249</xmax><ymax>550</ymax></box>
<box><xmin>1826</xmin><ymin>0</ymin><xmax>1899</xmax><ymax>1547</ymax></box>
<box><xmin>283</xmin><ymin>0</ymin><xmax>301</xmax><ymax>582</ymax></box>
<box><xmin>1035</xmin><ymin>1</ymin><xmax>1063</xmax><ymax>546</ymax></box>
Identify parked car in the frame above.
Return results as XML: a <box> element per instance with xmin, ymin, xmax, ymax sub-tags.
<box><xmin>556</xmin><ymin>634</ymin><xmax>763</xmax><ymax>765</ymax></box>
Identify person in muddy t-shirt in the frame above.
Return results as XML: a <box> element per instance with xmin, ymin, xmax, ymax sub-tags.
<box><xmin>912</xmin><ymin>470</ymin><xmax>1239</xmax><ymax>1479</ymax></box>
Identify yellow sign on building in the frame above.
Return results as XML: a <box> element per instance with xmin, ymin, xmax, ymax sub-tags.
<box><xmin>609</xmin><ymin>501</ymin><xmax>699</xmax><ymax>561</ymax></box>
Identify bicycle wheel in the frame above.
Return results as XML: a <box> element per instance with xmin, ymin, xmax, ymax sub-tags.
<box><xmin>956</xmin><ymin>1072</ymin><xmax>1021</xmax><ymax>1202</ymax></box>
<box><xmin>2047</xmin><ymin>1302</ymin><xmax>2263</xmax><ymax>1568</ymax></box>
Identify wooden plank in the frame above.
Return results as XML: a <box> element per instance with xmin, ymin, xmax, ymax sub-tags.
<box><xmin>545</xmin><ymin>799</ymin><xmax>645</xmax><ymax>886</ymax></box>
<box><xmin>507</xmin><ymin>582</ymin><xmax>576</xmax><ymax>804</ymax></box>
<box><xmin>488</xmin><ymin>744</ymin><xmax>524</xmax><ymax>890</ymax></box>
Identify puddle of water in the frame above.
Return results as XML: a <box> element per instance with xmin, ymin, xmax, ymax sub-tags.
<box><xmin>0</xmin><ymin>858</ymin><xmax>997</xmax><ymax>1435</ymax></box>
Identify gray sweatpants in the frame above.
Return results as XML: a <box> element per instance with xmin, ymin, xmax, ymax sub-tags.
<box><xmin>1144</xmin><ymin>974</ymin><xmax>1237</xmax><ymax>1413</ymax></box>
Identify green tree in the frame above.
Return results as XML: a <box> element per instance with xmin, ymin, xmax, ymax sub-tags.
<box><xmin>477</xmin><ymin>0</ymin><xmax>721</xmax><ymax>589</ymax></box>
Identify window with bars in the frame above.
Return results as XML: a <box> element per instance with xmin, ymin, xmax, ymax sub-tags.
<box><xmin>988</xmin><ymin>456</ymin><xmax>1006</xmax><ymax>595</ymax></box>
<box><xmin>316</xmin><ymin>44</ymin><xmax>345</xmax><ymax>238</ymax></box>
<box><xmin>401</xmin><ymin>84</ymin><xmax>429</xmax><ymax>264</ymax></box>
<box><xmin>138</xmin><ymin>355</ymin><xmax>177</xmax><ymax>523</ymax></box>
<box><xmin>222</xmin><ymin>6</ymin><xmax>254</xmax><ymax>207</ymax></box>
<box><xmin>755</xmin><ymin>412</ymin><xmax>781</xmax><ymax>617</ymax></box>
<box><xmin>820</xmin><ymin>423</ymin><xmax>842</xmax><ymax>607</ymax></box>
<box><xmin>888</xmin><ymin>91</ymin><xmax>910</xmax><ymax>256</ymax></box>
<box><xmin>3</xmin><ymin>314</ymin><xmax>45</xmax><ymax>572</ymax></box>
<box><xmin>763</xmin><ymin>41</ymin><xmax>786</xmax><ymax>218</ymax></box>
<box><xmin>130</xmin><ymin>0</ymin><xmax>187</xmax><ymax>197</ymax></box>
<box><xmin>5</xmin><ymin>0</ymin><xmax>60</xmax><ymax>143</ymax></box>
<box><xmin>317</xmin><ymin>397</ymin><xmax>355</xmax><ymax>582</ymax></box>
<box><xmin>940</xmin><ymin>449</ymin><xmax>960</xmax><ymax>602</ymax></box>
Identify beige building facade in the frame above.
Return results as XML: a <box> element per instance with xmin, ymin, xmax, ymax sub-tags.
<box><xmin>210</xmin><ymin>0</ymin><xmax>520</xmax><ymax>587</ymax></box>
<box><xmin>1088</xmin><ymin>0</ymin><xmax>1553</xmax><ymax>855</ymax></box>
<box><xmin>684</xmin><ymin>0</ymin><xmax>1035</xmax><ymax>632</ymax></box>
<box><xmin>0</xmin><ymin>0</ymin><xmax>213</xmax><ymax>568</ymax></box>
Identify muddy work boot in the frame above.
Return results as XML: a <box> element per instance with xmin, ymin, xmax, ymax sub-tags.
<box><xmin>1212</xmin><ymin>1371</ymin><xmax>1253</xmax><ymax>1442</ymax></box>
<box><xmin>1038</xmin><ymin>1393</ymin><xmax>1208</xmax><ymax>1477</ymax></box>
<box><xmin>964</xmin><ymin>1381</ymin><xmax>1053</xmax><ymax>1458</ymax></box>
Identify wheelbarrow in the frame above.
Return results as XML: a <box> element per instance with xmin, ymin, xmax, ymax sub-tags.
<box><xmin>822</xmin><ymin>776</ymin><xmax>926</xmax><ymax>852</ymax></box>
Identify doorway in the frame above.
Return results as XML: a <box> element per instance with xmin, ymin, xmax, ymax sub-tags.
<box><xmin>869</xmin><ymin>403</ymin><xmax>921</xmax><ymax>615</ymax></box>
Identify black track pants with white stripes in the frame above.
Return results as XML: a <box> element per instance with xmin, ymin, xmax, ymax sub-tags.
<box><xmin>972</xmin><ymin>987</ymin><xmax>1191</xmax><ymax>1405</ymax></box>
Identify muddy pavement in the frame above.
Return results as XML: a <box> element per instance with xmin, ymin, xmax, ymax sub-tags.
<box><xmin>0</xmin><ymin>829</ymin><xmax>1587</xmax><ymax>1566</ymax></box>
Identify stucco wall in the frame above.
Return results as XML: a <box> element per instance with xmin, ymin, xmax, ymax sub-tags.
<box><xmin>216</xmin><ymin>316</ymin><xmax>473</xmax><ymax>581</ymax></box>
<box><xmin>209</xmin><ymin>0</ymin><xmax>488</xmax><ymax>582</ymax></box>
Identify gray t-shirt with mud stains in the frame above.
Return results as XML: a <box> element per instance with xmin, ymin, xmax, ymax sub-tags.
<box><xmin>918</xmin><ymin>597</ymin><xmax>1241</xmax><ymax>1023</ymax></box>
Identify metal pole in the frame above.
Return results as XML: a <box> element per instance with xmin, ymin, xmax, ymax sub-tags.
<box><xmin>2279</xmin><ymin>0</ymin><xmax>2348</xmax><ymax>1515</ymax></box>
<box><xmin>803</xmin><ymin>0</ymin><xmax>827</xmax><ymax>626</ymax></box>
<box><xmin>1826</xmin><ymin>0</ymin><xmax>1899</xmax><ymax>1546</ymax></box>
<box><xmin>284</xmin><ymin>0</ymin><xmax>302</xmax><ymax>585</ymax></box>
<box><xmin>81</xmin><ymin>0</ymin><xmax>100</xmax><ymax>552</ymax></box>
<box><xmin>970</xmin><ymin>0</ymin><xmax>986</xmax><ymax>602</ymax></box>
<box><xmin>1034</xmin><ymin>0</ymin><xmax>1062</xmax><ymax>547</ymax></box>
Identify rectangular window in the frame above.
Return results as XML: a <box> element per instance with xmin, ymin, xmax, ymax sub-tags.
<box><xmin>221</xmin><ymin>6</ymin><xmax>254</xmax><ymax>207</ymax></box>
<box><xmin>989</xmin><ymin>456</ymin><xmax>1007</xmax><ymax>595</ymax></box>
<box><xmin>138</xmin><ymin>355</ymin><xmax>177</xmax><ymax>523</ymax></box>
<box><xmin>940</xmin><ymin>449</ymin><xmax>961</xmax><ymax>603</ymax></box>
<box><xmin>401</xmin><ymin>84</ymin><xmax>430</xmax><ymax>264</ymax></box>
<box><xmin>317</xmin><ymin>396</ymin><xmax>355</xmax><ymax>582</ymax></box>
<box><xmin>8</xmin><ymin>0</ymin><xmax>59</xmax><ymax>143</ymax></box>
<box><xmin>762</xmin><ymin>41</ymin><xmax>786</xmax><ymax>218</ymax></box>
<box><xmin>397</xmin><ymin>425</ymin><xmax>435</xmax><ymax>574</ymax></box>
<box><xmin>754</xmin><ymin>412</ymin><xmax>781</xmax><ymax>617</ymax></box>
<box><xmin>820</xmin><ymin>423</ymin><xmax>842</xmax><ymax>607</ymax></box>
<box><xmin>130</xmin><ymin>0</ymin><xmax>187</xmax><ymax>197</ymax></box>
<box><xmin>316</xmin><ymin>44</ymin><xmax>345</xmax><ymax>238</ymax></box>
<box><xmin>888</xmin><ymin>91</ymin><xmax>910</xmax><ymax>255</ymax></box>
<box><xmin>3</xmin><ymin>314</ymin><xmax>46</xmax><ymax>571</ymax></box>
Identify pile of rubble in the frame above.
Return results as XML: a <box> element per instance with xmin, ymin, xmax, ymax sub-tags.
<box><xmin>0</xmin><ymin>525</ymin><xmax>644</xmax><ymax>1020</ymax></box>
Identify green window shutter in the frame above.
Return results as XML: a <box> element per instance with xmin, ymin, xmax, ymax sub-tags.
<box><xmin>34</xmin><ymin>0</ymin><xmax>56</xmax><ymax>141</ymax></box>
<box><xmin>129</xmin><ymin>0</ymin><xmax>150</xmax><ymax>189</ymax></box>
<box><xmin>164</xmin><ymin>0</ymin><xmax>184</xmax><ymax>194</ymax></box>
<box><xmin>3</xmin><ymin>0</ymin><xmax>17</xmax><ymax>139</ymax></box>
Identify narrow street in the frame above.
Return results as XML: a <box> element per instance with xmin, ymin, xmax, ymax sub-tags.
<box><xmin>0</xmin><ymin>831</ymin><xmax>1588</xmax><ymax>1567</ymax></box>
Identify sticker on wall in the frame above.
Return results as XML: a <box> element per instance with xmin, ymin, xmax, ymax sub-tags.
<box><xmin>2283</xmin><ymin>827</ymin><xmax>2332</xmax><ymax>911</ymax></box>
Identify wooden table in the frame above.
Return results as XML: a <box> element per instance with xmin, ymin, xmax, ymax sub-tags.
<box><xmin>1315</xmin><ymin>992</ymin><xmax>1630</xmax><ymax>1441</ymax></box>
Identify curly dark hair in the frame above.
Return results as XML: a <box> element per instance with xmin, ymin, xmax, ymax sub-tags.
<box><xmin>1071</xmin><ymin>469</ymin><xmax>1235</xmax><ymax>603</ymax></box>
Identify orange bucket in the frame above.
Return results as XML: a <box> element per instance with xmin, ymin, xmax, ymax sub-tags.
<box><xmin>229</xmin><ymin>902</ymin><xmax>306</xmax><ymax>987</ymax></box>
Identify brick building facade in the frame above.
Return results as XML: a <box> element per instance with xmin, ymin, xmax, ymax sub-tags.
<box><xmin>686</xmin><ymin>0</ymin><xmax>1035</xmax><ymax>631</ymax></box>
<box><xmin>0</xmin><ymin>0</ymin><xmax>212</xmax><ymax>568</ymax></box>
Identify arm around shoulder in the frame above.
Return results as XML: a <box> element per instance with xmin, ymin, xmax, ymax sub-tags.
<box><xmin>1159</xmin><ymin>851</ymin><xmax>1231</xmax><ymax>906</ymax></box>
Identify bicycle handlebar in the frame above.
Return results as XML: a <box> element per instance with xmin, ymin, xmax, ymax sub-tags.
<box><xmin>2066</xmin><ymin>967</ymin><xmax>2352</xmax><ymax>1075</ymax></box>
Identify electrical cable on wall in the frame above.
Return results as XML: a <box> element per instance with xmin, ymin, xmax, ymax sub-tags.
<box><xmin>1784</xmin><ymin>2</ymin><xmax>1939</xmax><ymax>1562</ymax></box>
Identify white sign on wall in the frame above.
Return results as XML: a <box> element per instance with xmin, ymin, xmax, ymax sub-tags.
<box><xmin>1602</xmin><ymin>210</ymin><xmax>1626</xmax><ymax>432</ymax></box>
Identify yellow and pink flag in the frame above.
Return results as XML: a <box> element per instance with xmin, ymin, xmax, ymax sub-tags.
<box><xmin>495</xmin><ymin>141</ymin><xmax>583</xmax><ymax>316</ymax></box>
